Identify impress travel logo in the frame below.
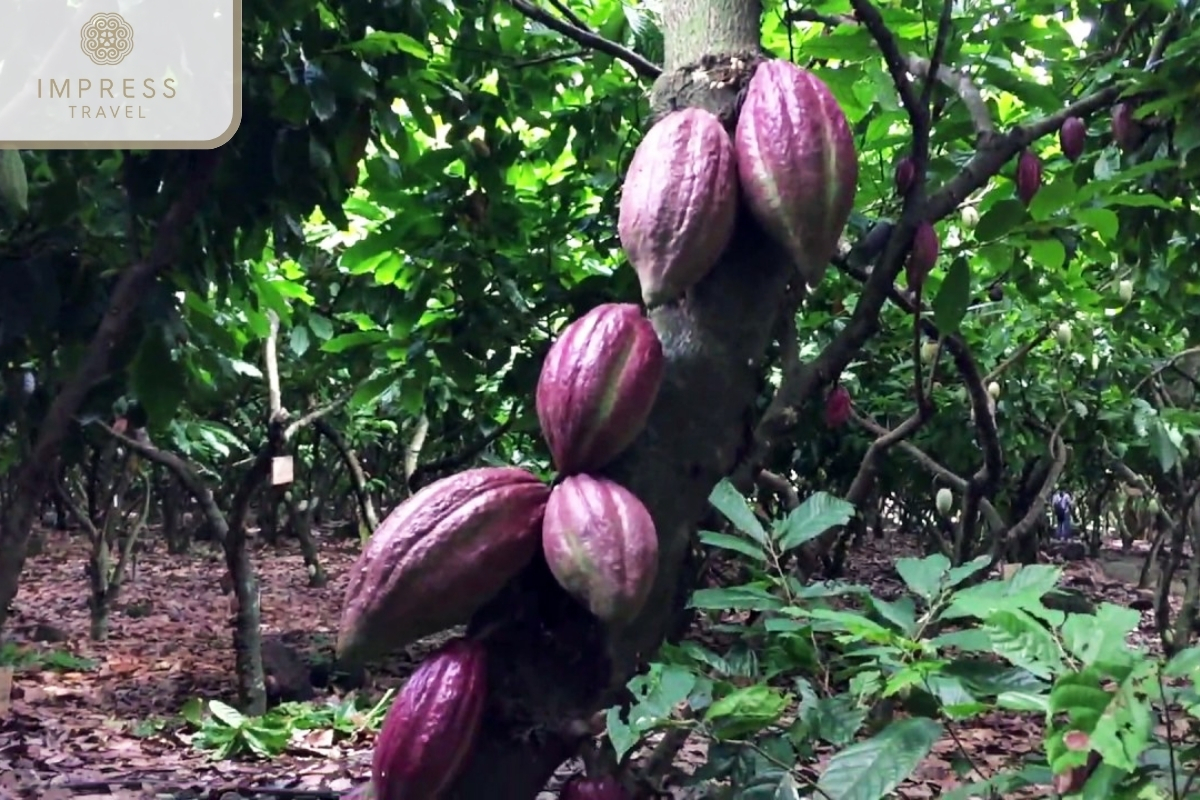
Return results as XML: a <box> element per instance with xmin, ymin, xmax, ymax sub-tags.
<box><xmin>0</xmin><ymin>0</ymin><xmax>242</xmax><ymax>148</ymax></box>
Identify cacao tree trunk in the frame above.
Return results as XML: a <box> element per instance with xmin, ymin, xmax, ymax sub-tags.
<box><xmin>445</xmin><ymin>4</ymin><xmax>789</xmax><ymax>795</ymax></box>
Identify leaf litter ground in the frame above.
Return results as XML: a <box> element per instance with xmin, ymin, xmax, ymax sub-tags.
<box><xmin>0</xmin><ymin>527</ymin><xmax>1182</xmax><ymax>799</ymax></box>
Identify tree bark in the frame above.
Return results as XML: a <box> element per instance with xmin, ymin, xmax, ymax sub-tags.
<box><xmin>0</xmin><ymin>151</ymin><xmax>219</xmax><ymax>633</ymax></box>
<box><xmin>446</xmin><ymin>5</ymin><xmax>784</xmax><ymax>795</ymax></box>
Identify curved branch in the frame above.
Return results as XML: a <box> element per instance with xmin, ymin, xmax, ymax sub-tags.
<box><xmin>507</xmin><ymin>0</ymin><xmax>661</xmax><ymax>79</ymax></box>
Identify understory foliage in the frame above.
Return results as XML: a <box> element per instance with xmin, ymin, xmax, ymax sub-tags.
<box><xmin>602</xmin><ymin>484</ymin><xmax>1200</xmax><ymax>799</ymax></box>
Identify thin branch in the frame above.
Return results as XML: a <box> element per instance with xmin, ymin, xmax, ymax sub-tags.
<box><xmin>983</xmin><ymin>325</ymin><xmax>1052</xmax><ymax>384</ymax></box>
<box><xmin>847</xmin><ymin>0</ymin><xmax>922</xmax><ymax>130</ymax></box>
<box><xmin>906</xmin><ymin>55</ymin><xmax>993</xmax><ymax>135</ymax></box>
<box><xmin>545</xmin><ymin>0</ymin><xmax>587</xmax><ymax>31</ymax></box>
<box><xmin>507</xmin><ymin>0</ymin><xmax>661</xmax><ymax>79</ymax></box>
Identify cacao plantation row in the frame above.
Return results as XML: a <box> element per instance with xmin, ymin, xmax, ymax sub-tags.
<box><xmin>0</xmin><ymin>0</ymin><xmax>1199</xmax><ymax>798</ymax></box>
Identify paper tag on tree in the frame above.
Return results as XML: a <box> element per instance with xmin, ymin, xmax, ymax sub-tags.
<box><xmin>271</xmin><ymin>456</ymin><xmax>294</xmax><ymax>486</ymax></box>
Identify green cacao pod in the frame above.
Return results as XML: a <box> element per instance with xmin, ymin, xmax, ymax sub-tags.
<box><xmin>735</xmin><ymin>59</ymin><xmax>858</xmax><ymax>288</ymax></box>
<box><xmin>372</xmin><ymin>638</ymin><xmax>486</xmax><ymax>800</ymax></box>
<box><xmin>536</xmin><ymin>303</ymin><xmax>664</xmax><ymax>476</ymax></box>
<box><xmin>0</xmin><ymin>150</ymin><xmax>28</xmax><ymax>216</ymax></box>
<box><xmin>542</xmin><ymin>474</ymin><xmax>658</xmax><ymax>626</ymax></box>
<box><xmin>337</xmin><ymin>467</ymin><xmax>549</xmax><ymax>664</ymax></box>
<box><xmin>617</xmin><ymin>107</ymin><xmax>738</xmax><ymax>307</ymax></box>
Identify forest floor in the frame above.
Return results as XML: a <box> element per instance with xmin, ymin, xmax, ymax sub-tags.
<box><xmin>0</xmin><ymin>525</ymin><xmax>1185</xmax><ymax>800</ymax></box>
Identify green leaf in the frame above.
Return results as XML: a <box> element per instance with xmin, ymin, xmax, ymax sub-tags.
<box><xmin>932</xmin><ymin>257</ymin><xmax>971</xmax><ymax>335</ymax></box>
<box><xmin>1149</xmin><ymin>420</ymin><xmax>1180</xmax><ymax>473</ymax></box>
<box><xmin>697</xmin><ymin>531</ymin><xmax>768</xmax><ymax>562</ymax></box>
<box><xmin>689</xmin><ymin>586</ymin><xmax>783</xmax><ymax>612</ymax></box>
<box><xmin>894</xmin><ymin>554</ymin><xmax>951</xmax><ymax>601</ymax></box>
<box><xmin>129</xmin><ymin>330</ymin><xmax>187</xmax><ymax>430</ymax></box>
<box><xmin>975</xmin><ymin>199</ymin><xmax>1026</xmax><ymax>242</ymax></box>
<box><xmin>1060</xmin><ymin>604</ymin><xmax>1141</xmax><ymax>668</ymax></box>
<box><xmin>773</xmin><ymin>492</ymin><xmax>855</xmax><ymax>551</ymax></box>
<box><xmin>207</xmin><ymin>699</ymin><xmax>247</xmax><ymax>729</ymax></box>
<box><xmin>795</xmin><ymin>693</ymin><xmax>867</xmax><ymax>747</ymax></box>
<box><xmin>1028</xmin><ymin>237</ymin><xmax>1066</xmax><ymax>272</ymax></box>
<box><xmin>1074</xmin><ymin>207</ymin><xmax>1120</xmax><ymax>242</ymax></box>
<box><xmin>944</xmin><ymin>555</ymin><xmax>992</xmax><ymax>589</ymax></box>
<box><xmin>1028</xmin><ymin>175</ymin><xmax>1077</xmax><ymax>221</ymax></box>
<box><xmin>708</xmin><ymin>479</ymin><xmax>768</xmax><ymax>544</ymax></box>
<box><xmin>705</xmin><ymin>685</ymin><xmax>790</xmax><ymax>740</ymax></box>
<box><xmin>816</xmin><ymin>717</ymin><xmax>942</xmax><ymax>800</ymax></box>
<box><xmin>995</xmin><ymin>691</ymin><xmax>1050</xmax><ymax>712</ymax></box>
<box><xmin>868</xmin><ymin>596</ymin><xmax>918</xmax><ymax>636</ymax></box>
<box><xmin>1164</xmin><ymin>645</ymin><xmax>1200</xmax><ymax>678</ymax></box>
<box><xmin>983</xmin><ymin>610</ymin><xmax>1064</xmax><ymax>679</ymax></box>
<box><xmin>344</xmin><ymin>31</ymin><xmax>430</xmax><ymax>60</ymax></box>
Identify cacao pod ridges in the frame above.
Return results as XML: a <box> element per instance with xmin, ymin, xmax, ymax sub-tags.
<box><xmin>1059</xmin><ymin>116</ymin><xmax>1086</xmax><ymax>163</ymax></box>
<box><xmin>825</xmin><ymin>385</ymin><xmax>851</xmax><ymax>428</ymax></box>
<box><xmin>372</xmin><ymin>638</ymin><xmax>487</xmax><ymax>800</ymax></box>
<box><xmin>905</xmin><ymin>222</ymin><xmax>939</xmax><ymax>293</ymax></box>
<box><xmin>1015</xmin><ymin>150</ymin><xmax>1042</xmax><ymax>207</ymax></box>
<box><xmin>735</xmin><ymin>59</ymin><xmax>859</xmax><ymax>288</ymax></box>
<box><xmin>1111</xmin><ymin>103</ymin><xmax>1144</xmax><ymax>153</ymax></box>
<box><xmin>542</xmin><ymin>474</ymin><xmax>659</xmax><ymax>626</ymax></box>
<box><xmin>617</xmin><ymin>107</ymin><xmax>738</xmax><ymax>307</ymax></box>
<box><xmin>536</xmin><ymin>303</ymin><xmax>665</xmax><ymax>476</ymax></box>
<box><xmin>337</xmin><ymin>467</ymin><xmax>549</xmax><ymax>664</ymax></box>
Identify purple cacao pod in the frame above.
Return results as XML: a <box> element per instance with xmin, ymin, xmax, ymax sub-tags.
<box><xmin>617</xmin><ymin>107</ymin><xmax>738</xmax><ymax>307</ymax></box>
<box><xmin>542</xmin><ymin>474</ymin><xmax>658</xmax><ymax>626</ymax></box>
<box><xmin>894</xmin><ymin>156</ymin><xmax>916</xmax><ymax>195</ymax></box>
<box><xmin>735</xmin><ymin>59</ymin><xmax>859</xmax><ymax>288</ymax></box>
<box><xmin>561</xmin><ymin>775</ymin><xmax>631</xmax><ymax>800</ymax></box>
<box><xmin>372</xmin><ymin>638</ymin><xmax>487</xmax><ymax>800</ymax></box>
<box><xmin>824</xmin><ymin>385</ymin><xmax>851</xmax><ymax>428</ymax></box>
<box><xmin>536</xmin><ymin>303</ymin><xmax>664</xmax><ymax>476</ymax></box>
<box><xmin>337</xmin><ymin>468</ymin><xmax>549</xmax><ymax>664</ymax></box>
<box><xmin>905</xmin><ymin>222</ymin><xmax>939</xmax><ymax>292</ymax></box>
<box><xmin>1015</xmin><ymin>150</ymin><xmax>1042</xmax><ymax>207</ymax></box>
<box><xmin>1059</xmin><ymin>116</ymin><xmax>1086</xmax><ymax>162</ymax></box>
<box><xmin>1112</xmin><ymin>103</ymin><xmax>1144</xmax><ymax>152</ymax></box>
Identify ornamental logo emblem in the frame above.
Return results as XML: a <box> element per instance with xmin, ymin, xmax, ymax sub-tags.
<box><xmin>80</xmin><ymin>13</ymin><xmax>135</xmax><ymax>66</ymax></box>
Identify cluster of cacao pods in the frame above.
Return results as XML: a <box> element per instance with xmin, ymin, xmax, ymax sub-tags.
<box><xmin>339</xmin><ymin>303</ymin><xmax>666</xmax><ymax>794</ymax></box>
<box><xmin>535</xmin><ymin>302</ymin><xmax>661</xmax><ymax>624</ymax></box>
<box><xmin>619</xmin><ymin>58</ymin><xmax>859</xmax><ymax>303</ymax></box>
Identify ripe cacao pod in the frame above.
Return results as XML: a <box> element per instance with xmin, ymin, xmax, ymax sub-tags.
<box><xmin>372</xmin><ymin>638</ymin><xmax>486</xmax><ymax>800</ymax></box>
<box><xmin>735</xmin><ymin>59</ymin><xmax>859</xmax><ymax>288</ymax></box>
<box><xmin>825</xmin><ymin>385</ymin><xmax>851</xmax><ymax>428</ymax></box>
<box><xmin>536</xmin><ymin>303</ymin><xmax>664</xmax><ymax>476</ymax></box>
<box><xmin>1111</xmin><ymin>103</ymin><xmax>1143</xmax><ymax>152</ymax></box>
<box><xmin>542</xmin><ymin>474</ymin><xmax>658</xmax><ymax>626</ymax></box>
<box><xmin>617</xmin><ymin>107</ymin><xmax>738</xmax><ymax>307</ymax></box>
<box><xmin>337</xmin><ymin>468</ymin><xmax>549</xmax><ymax>663</ymax></box>
<box><xmin>1015</xmin><ymin>150</ymin><xmax>1042</xmax><ymax>206</ymax></box>
<box><xmin>1059</xmin><ymin>117</ymin><xmax>1085</xmax><ymax>163</ymax></box>
<box><xmin>906</xmin><ymin>222</ymin><xmax>939</xmax><ymax>292</ymax></box>
<box><xmin>894</xmin><ymin>156</ymin><xmax>916</xmax><ymax>196</ymax></box>
<box><xmin>561</xmin><ymin>775</ymin><xmax>631</xmax><ymax>800</ymax></box>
